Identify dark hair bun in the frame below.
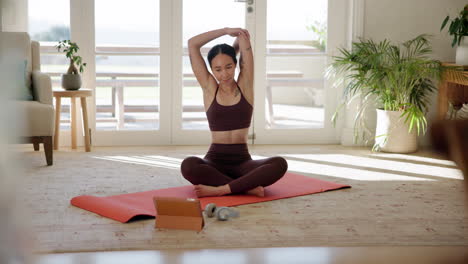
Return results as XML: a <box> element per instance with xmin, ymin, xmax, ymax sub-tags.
<box><xmin>207</xmin><ymin>44</ymin><xmax>237</xmax><ymax>67</ymax></box>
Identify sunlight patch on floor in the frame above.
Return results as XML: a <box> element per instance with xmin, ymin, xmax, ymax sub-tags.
<box><xmin>366</xmin><ymin>153</ymin><xmax>458</xmax><ymax>166</ymax></box>
<box><xmin>92</xmin><ymin>155</ymin><xmax>183</xmax><ymax>169</ymax></box>
<box><xmin>89</xmin><ymin>153</ymin><xmax>462</xmax><ymax>181</ymax></box>
<box><xmin>251</xmin><ymin>155</ymin><xmax>435</xmax><ymax>181</ymax></box>
<box><xmin>281</xmin><ymin>154</ymin><xmax>463</xmax><ymax>180</ymax></box>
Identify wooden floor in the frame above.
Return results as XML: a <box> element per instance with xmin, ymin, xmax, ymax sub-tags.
<box><xmin>36</xmin><ymin>247</ymin><xmax>468</xmax><ymax>264</ymax></box>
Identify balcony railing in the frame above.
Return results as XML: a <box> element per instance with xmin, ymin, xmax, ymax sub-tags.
<box><xmin>41</xmin><ymin>44</ymin><xmax>324</xmax><ymax>129</ymax></box>
<box><xmin>40</xmin><ymin>41</ymin><xmax>324</xmax><ymax>56</ymax></box>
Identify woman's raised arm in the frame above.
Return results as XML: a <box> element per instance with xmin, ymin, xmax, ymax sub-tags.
<box><xmin>188</xmin><ymin>28</ymin><xmax>249</xmax><ymax>89</ymax></box>
<box><xmin>236</xmin><ymin>30</ymin><xmax>254</xmax><ymax>101</ymax></box>
<box><xmin>188</xmin><ymin>28</ymin><xmax>225</xmax><ymax>89</ymax></box>
<box><xmin>233</xmin><ymin>37</ymin><xmax>240</xmax><ymax>55</ymax></box>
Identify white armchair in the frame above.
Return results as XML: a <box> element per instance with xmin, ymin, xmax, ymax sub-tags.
<box><xmin>0</xmin><ymin>32</ymin><xmax>54</xmax><ymax>165</ymax></box>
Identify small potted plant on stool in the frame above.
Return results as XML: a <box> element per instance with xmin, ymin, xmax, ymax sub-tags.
<box><xmin>56</xmin><ymin>40</ymin><xmax>87</xmax><ymax>90</ymax></box>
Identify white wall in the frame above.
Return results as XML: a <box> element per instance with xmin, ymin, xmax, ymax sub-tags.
<box><xmin>0</xmin><ymin>0</ymin><xmax>28</xmax><ymax>32</ymax></box>
<box><xmin>362</xmin><ymin>0</ymin><xmax>466</xmax><ymax>146</ymax></box>
<box><xmin>365</xmin><ymin>0</ymin><xmax>465</xmax><ymax>61</ymax></box>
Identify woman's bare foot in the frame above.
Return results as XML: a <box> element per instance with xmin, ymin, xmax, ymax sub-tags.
<box><xmin>246</xmin><ymin>186</ymin><xmax>265</xmax><ymax>197</ymax></box>
<box><xmin>194</xmin><ymin>184</ymin><xmax>231</xmax><ymax>197</ymax></box>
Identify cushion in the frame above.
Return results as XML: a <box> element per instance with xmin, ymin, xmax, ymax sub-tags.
<box><xmin>16</xmin><ymin>59</ymin><xmax>34</xmax><ymax>101</ymax></box>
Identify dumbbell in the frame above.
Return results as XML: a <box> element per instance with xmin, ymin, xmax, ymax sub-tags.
<box><xmin>204</xmin><ymin>203</ymin><xmax>240</xmax><ymax>221</ymax></box>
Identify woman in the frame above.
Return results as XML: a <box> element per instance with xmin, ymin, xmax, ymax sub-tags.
<box><xmin>181</xmin><ymin>27</ymin><xmax>288</xmax><ymax>197</ymax></box>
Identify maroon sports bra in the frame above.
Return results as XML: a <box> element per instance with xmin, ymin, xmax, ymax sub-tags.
<box><xmin>206</xmin><ymin>85</ymin><xmax>253</xmax><ymax>131</ymax></box>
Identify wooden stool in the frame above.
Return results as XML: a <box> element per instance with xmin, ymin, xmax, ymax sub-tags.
<box><xmin>53</xmin><ymin>89</ymin><xmax>92</xmax><ymax>152</ymax></box>
<box><xmin>437</xmin><ymin>63</ymin><xmax>468</xmax><ymax>119</ymax></box>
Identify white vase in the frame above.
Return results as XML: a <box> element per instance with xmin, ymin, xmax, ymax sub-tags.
<box><xmin>374</xmin><ymin>109</ymin><xmax>417</xmax><ymax>153</ymax></box>
<box><xmin>455</xmin><ymin>37</ymin><xmax>468</xmax><ymax>66</ymax></box>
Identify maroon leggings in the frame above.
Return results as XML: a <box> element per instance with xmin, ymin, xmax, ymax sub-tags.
<box><xmin>180</xmin><ymin>143</ymin><xmax>288</xmax><ymax>194</ymax></box>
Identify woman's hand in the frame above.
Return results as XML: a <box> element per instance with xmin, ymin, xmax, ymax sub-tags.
<box><xmin>225</xmin><ymin>27</ymin><xmax>250</xmax><ymax>39</ymax></box>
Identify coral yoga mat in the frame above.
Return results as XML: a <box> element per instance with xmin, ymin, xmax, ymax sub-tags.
<box><xmin>71</xmin><ymin>172</ymin><xmax>350</xmax><ymax>223</ymax></box>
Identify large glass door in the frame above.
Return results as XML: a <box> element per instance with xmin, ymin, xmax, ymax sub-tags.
<box><xmin>172</xmin><ymin>0</ymin><xmax>345</xmax><ymax>145</ymax></box>
<box><xmin>171</xmin><ymin>0</ymin><xmax>249</xmax><ymax>145</ymax></box>
<box><xmin>93</xmin><ymin>0</ymin><xmax>172</xmax><ymax>145</ymax></box>
<box><xmin>29</xmin><ymin>0</ymin><xmax>345</xmax><ymax>146</ymax></box>
<box><xmin>252</xmin><ymin>0</ymin><xmax>346</xmax><ymax>144</ymax></box>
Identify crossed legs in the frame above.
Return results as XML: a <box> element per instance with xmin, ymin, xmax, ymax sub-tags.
<box><xmin>181</xmin><ymin>156</ymin><xmax>288</xmax><ymax>197</ymax></box>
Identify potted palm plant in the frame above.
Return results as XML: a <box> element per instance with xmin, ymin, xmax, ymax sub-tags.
<box><xmin>327</xmin><ymin>34</ymin><xmax>464</xmax><ymax>153</ymax></box>
<box><xmin>56</xmin><ymin>40</ymin><xmax>87</xmax><ymax>90</ymax></box>
<box><xmin>441</xmin><ymin>4</ymin><xmax>468</xmax><ymax>65</ymax></box>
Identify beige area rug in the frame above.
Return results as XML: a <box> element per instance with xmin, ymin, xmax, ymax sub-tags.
<box><xmin>16</xmin><ymin>145</ymin><xmax>468</xmax><ymax>253</ymax></box>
